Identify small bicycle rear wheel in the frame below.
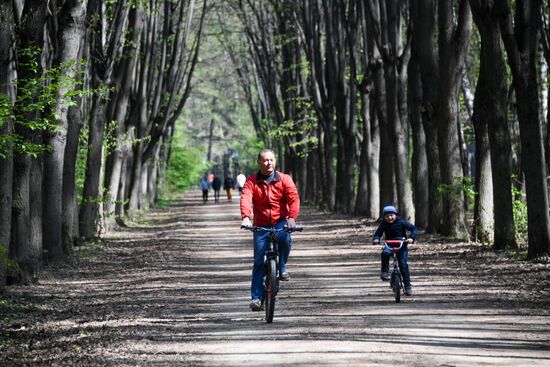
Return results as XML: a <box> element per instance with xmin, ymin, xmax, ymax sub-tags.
<box><xmin>265</xmin><ymin>259</ymin><xmax>277</xmax><ymax>323</ymax></box>
<box><xmin>391</xmin><ymin>270</ymin><xmax>401</xmax><ymax>303</ymax></box>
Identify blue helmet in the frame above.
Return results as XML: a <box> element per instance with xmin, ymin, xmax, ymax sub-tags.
<box><xmin>383</xmin><ymin>205</ymin><xmax>397</xmax><ymax>216</ymax></box>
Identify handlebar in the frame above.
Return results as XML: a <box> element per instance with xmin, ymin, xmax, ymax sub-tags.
<box><xmin>241</xmin><ymin>225</ymin><xmax>304</xmax><ymax>233</ymax></box>
<box><xmin>382</xmin><ymin>239</ymin><xmax>406</xmax><ymax>252</ymax></box>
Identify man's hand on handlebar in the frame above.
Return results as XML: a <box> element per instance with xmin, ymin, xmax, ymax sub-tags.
<box><xmin>241</xmin><ymin>217</ymin><xmax>252</xmax><ymax>228</ymax></box>
<box><xmin>287</xmin><ymin>217</ymin><xmax>297</xmax><ymax>229</ymax></box>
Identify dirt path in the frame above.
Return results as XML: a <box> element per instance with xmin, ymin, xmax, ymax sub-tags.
<box><xmin>1</xmin><ymin>190</ymin><xmax>550</xmax><ymax>366</ymax></box>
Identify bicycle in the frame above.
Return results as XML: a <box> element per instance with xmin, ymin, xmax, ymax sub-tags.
<box><xmin>383</xmin><ymin>239</ymin><xmax>406</xmax><ymax>303</ymax></box>
<box><xmin>241</xmin><ymin>225</ymin><xmax>303</xmax><ymax>323</ymax></box>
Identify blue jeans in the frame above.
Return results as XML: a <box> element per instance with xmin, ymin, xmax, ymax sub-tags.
<box><xmin>381</xmin><ymin>245</ymin><xmax>411</xmax><ymax>288</ymax></box>
<box><xmin>251</xmin><ymin>220</ymin><xmax>292</xmax><ymax>300</ymax></box>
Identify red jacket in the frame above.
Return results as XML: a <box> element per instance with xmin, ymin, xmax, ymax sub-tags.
<box><xmin>240</xmin><ymin>171</ymin><xmax>300</xmax><ymax>226</ymax></box>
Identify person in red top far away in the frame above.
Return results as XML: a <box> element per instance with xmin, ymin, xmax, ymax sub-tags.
<box><xmin>240</xmin><ymin>148</ymin><xmax>300</xmax><ymax>311</ymax></box>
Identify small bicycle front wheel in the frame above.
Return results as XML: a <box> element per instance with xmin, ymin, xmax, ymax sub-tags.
<box><xmin>265</xmin><ymin>259</ymin><xmax>277</xmax><ymax>323</ymax></box>
<box><xmin>391</xmin><ymin>270</ymin><xmax>401</xmax><ymax>303</ymax></box>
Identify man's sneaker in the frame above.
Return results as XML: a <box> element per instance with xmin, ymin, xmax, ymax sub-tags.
<box><xmin>404</xmin><ymin>286</ymin><xmax>412</xmax><ymax>296</ymax></box>
<box><xmin>380</xmin><ymin>272</ymin><xmax>390</xmax><ymax>281</ymax></box>
<box><xmin>250</xmin><ymin>299</ymin><xmax>262</xmax><ymax>311</ymax></box>
<box><xmin>280</xmin><ymin>271</ymin><xmax>290</xmax><ymax>281</ymax></box>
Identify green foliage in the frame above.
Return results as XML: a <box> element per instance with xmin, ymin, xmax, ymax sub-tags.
<box><xmin>0</xmin><ymin>46</ymin><xmax>96</xmax><ymax>159</ymax></box>
<box><xmin>0</xmin><ymin>243</ymin><xmax>6</xmax><ymax>271</ymax></box>
<box><xmin>266</xmin><ymin>97</ymin><xmax>318</xmax><ymax>158</ymax></box>
<box><xmin>511</xmin><ymin>184</ymin><xmax>528</xmax><ymax>242</ymax></box>
<box><xmin>165</xmin><ymin>127</ymin><xmax>209</xmax><ymax>194</ymax></box>
<box><xmin>0</xmin><ymin>298</ymin><xmax>38</xmax><ymax>322</ymax></box>
<box><xmin>72</xmin><ymin>239</ymin><xmax>102</xmax><ymax>258</ymax></box>
<box><xmin>437</xmin><ymin>176</ymin><xmax>476</xmax><ymax>210</ymax></box>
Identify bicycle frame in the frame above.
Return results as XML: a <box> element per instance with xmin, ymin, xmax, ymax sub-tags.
<box><xmin>383</xmin><ymin>239</ymin><xmax>405</xmax><ymax>303</ymax></box>
<box><xmin>242</xmin><ymin>225</ymin><xmax>302</xmax><ymax>322</ymax></box>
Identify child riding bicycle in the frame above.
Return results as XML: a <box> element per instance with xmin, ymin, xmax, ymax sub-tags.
<box><xmin>372</xmin><ymin>205</ymin><xmax>417</xmax><ymax>296</ymax></box>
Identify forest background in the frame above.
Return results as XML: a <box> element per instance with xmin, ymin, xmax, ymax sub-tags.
<box><xmin>0</xmin><ymin>0</ymin><xmax>549</xmax><ymax>293</ymax></box>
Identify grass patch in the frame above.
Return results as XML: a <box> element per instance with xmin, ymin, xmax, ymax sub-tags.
<box><xmin>72</xmin><ymin>238</ymin><xmax>103</xmax><ymax>258</ymax></box>
<box><xmin>0</xmin><ymin>297</ymin><xmax>39</xmax><ymax>321</ymax></box>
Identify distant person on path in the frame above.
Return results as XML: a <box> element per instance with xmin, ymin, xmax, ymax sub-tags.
<box><xmin>212</xmin><ymin>175</ymin><xmax>222</xmax><ymax>203</ymax></box>
<box><xmin>224</xmin><ymin>176</ymin><xmax>234</xmax><ymax>201</ymax></box>
<box><xmin>236</xmin><ymin>171</ymin><xmax>246</xmax><ymax>193</ymax></box>
<box><xmin>200</xmin><ymin>175</ymin><xmax>211</xmax><ymax>204</ymax></box>
<box><xmin>372</xmin><ymin>204</ymin><xmax>417</xmax><ymax>296</ymax></box>
<box><xmin>240</xmin><ymin>148</ymin><xmax>300</xmax><ymax>311</ymax></box>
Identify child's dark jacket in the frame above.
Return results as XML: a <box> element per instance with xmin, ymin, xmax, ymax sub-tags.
<box><xmin>373</xmin><ymin>215</ymin><xmax>417</xmax><ymax>242</ymax></box>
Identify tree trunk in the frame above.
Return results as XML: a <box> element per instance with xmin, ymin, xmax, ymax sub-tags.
<box><xmin>79</xmin><ymin>94</ymin><xmax>105</xmax><ymax>239</ymax></box>
<box><xmin>356</xmin><ymin>90</ymin><xmax>377</xmax><ymax>217</ymax></box>
<box><xmin>373</xmin><ymin>60</ymin><xmax>394</xmax><ymax>213</ymax></box>
<box><xmin>498</xmin><ymin>0</ymin><xmax>550</xmax><ymax>257</ymax></box>
<box><xmin>43</xmin><ymin>0</ymin><xmax>87</xmax><ymax>262</ymax></box>
<box><xmin>11</xmin><ymin>0</ymin><xmax>47</xmax><ymax>283</ymax></box>
<box><xmin>437</xmin><ymin>0</ymin><xmax>472</xmax><ymax>239</ymax></box>
<box><xmin>0</xmin><ymin>0</ymin><xmax>14</xmax><ymax>292</ymax></box>
<box><xmin>62</xmin><ymin>101</ymin><xmax>82</xmax><ymax>251</ymax></box>
<box><xmin>79</xmin><ymin>0</ymin><xmax>107</xmax><ymax>240</ymax></box>
<box><xmin>408</xmin><ymin>57</ymin><xmax>429</xmax><ymax>228</ymax></box>
<box><xmin>470</xmin><ymin>0</ymin><xmax>516</xmax><ymax>249</ymax></box>
<box><xmin>103</xmin><ymin>4</ymin><xmax>143</xmax><ymax>227</ymax></box>
<box><xmin>411</xmin><ymin>0</ymin><xmax>443</xmax><ymax>233</ymax></box>
<box><xmin>471</xmin><ymin>69</ymin><xmax>494</xmax><ymax>242</ymax></box>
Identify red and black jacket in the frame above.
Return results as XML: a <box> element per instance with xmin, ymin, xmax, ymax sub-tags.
<box><xmin>240</xmin><ymin>171</ymin><xmax>300</xmax><ymax>226</ymax></box>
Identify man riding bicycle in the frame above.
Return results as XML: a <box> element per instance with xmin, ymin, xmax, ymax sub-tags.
<box><xmin>240</xmin><ymin>148</ymin><xmax>300</xmax><ymax>311</ymax></box>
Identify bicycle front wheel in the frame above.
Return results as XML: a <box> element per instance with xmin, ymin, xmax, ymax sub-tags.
<box><xmin>265</xmin><ymin>259</ymin><xmax>277</xmax><ymax>323</ymax></box>
<box><xmin>391</xmin><ymin>270</ymin><xmax>401</xmax><ymax>303</ymax></box>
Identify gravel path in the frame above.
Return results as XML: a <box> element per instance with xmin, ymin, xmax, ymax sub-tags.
<box><xmin>1</xmin><ymin>190</ymin><xmax>549</xmax><ymax>366</ymax></box>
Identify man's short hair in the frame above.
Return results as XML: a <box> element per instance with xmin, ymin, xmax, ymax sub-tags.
<box><xmin>257</xmin><ymin>148</ymin><xmax>275</xmax><ymax>160</ymax></box>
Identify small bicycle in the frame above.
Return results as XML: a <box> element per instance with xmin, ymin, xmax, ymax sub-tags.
<box><xmin>241</xmin><ymin>225</ymin><xmax>303</xmax><ymax>323</ymax></box>
<box><xmin>383</xmin><ymin>239</ymin><xmax>406</xmax><ymax>303</ymax></box>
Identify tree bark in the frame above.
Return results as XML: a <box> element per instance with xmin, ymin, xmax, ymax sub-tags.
<box><xmin>436</xmin><ymin>0</ymin><xmax>472</xmax><ymax>239</ymax></box>
<box><xmin>411</xmin><ymin>0</ymin><xmax>443</xmax><ymax>233</ymax></box>
<box><xmin>103</xmin><ymin>4</ymin><xmax>143</xmax><ymax>226</ymax></box>
<box><xmin>498</xmin><ymin>0</ymin><xmax>550</xmax><ymax>257</ymax></box>
<box><xmin>0</xmin><ymin>0</ymin><xmax>14</xmax><ymax>291</ymax></box>
<box><xmin>365</xmin><ymin>0</ymin><xmax>414</xmax><ymax>220</ymax></box>
<box><xmin>298</xmin><ymin>0</ymin><xmax>336</xmax><ymax>210</ymax></box>
<box><xmin>11</xmin><ymin>0</ymin><xmax>47</xmax><ymax>283</ymax></box>
<box><xmin>471</xmin><ymin>69</ymin><xmax>494</xmax><ymax>242</ymax></box>
<box><xmin>408</xmin><ymin>57</ymin><xmax>428</xmax><ymax>228</ymax></box>
<box><xmin>43</xmin><ymin>0</ymin><xmax>87</xmax><ymax>262</ymax></box>
<box><xmin>62</xmin><ymin>100</ymin><xmax>82</xmax><ymax>251</ymax></box>
<box><xmin>470</xmin><ymin>0</ymin><xmax>516</xmax><ymax>249</ymax></box>
<box><xmin>79</xmin><ymin>0</ymin><xmax>109</xmax><ymax>239</ymax></box>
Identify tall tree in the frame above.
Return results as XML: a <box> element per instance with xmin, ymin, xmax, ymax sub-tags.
<box><xmin>355</xmin><ymin>0</ymin><xmax>380</xmax><ymax>218</ymax></box>
<box><xmin>470</xmin><ymin>0</ymin><xmax>516</xmax><ymax>249</ymax></box>
<box><xmin>498</xmin><ymin>0</ymin><xmax>550</xmax><ymax>257</ymax></box>
<box><xmin>437</xmin><ymin>0</ymin><xmax>472</xmax><ymax>238</ymax></box>
<box><xmin>43</xmin><ymin>0</ymin><xmax>87</xmax><ymax>261</ymax></box>
<box><xmin>298</xmin><ymin>0</ymin><xmax>336</xmax><ymax>210</ymax></box>
<box><xmin>411</xmin><ymin>0</ymin><xmax>443</xmax><ymax>232</ymax></box>
<box><xmin>12</xmin><ymin>0</ymin><xmax>48</xmax><ymax>283</ymax></box>
<box><xmin>79</xmin><ymin>0</ymin><xmax>129</xmax><ymax>239</ymax></box>
<box><xmin>407</xmin><ymin>57</ymin><xmax>428</xmax><ymax>228</ymax></box>
<box><xmin>0</xmin><ymin>0</ymin><xmax>14</xmax><ymax>291</ymax></box>
<box><xmin>366</xmin><ymin>0</ymin><xmax>414</xmax><ymax>220</ymax></box>
<box><xmin>103</xmin><ymin>3</ymin><xmax>144</xmax><ymax>226</ymax></box>
<box><xmin>325</xmin><ymin>0</ymin><xmax>358</xmax><ymax>213</ymax></box>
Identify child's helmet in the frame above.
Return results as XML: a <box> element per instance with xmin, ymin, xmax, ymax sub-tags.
<box><xmin>383</xmin><ymin>205</ymin><xmax>397</xmax><ymax>215</ymax></box>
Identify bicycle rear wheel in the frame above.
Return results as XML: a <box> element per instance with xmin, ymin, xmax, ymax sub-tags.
<box><xmin>265</xmin><ymin>259</ymin><xmax>277</xmax><ymax>323</ymax></box>
<box><xmin>391</xmin><ymin>270</ymin><xmax>401</xmax><ymax>303</ymax></box>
